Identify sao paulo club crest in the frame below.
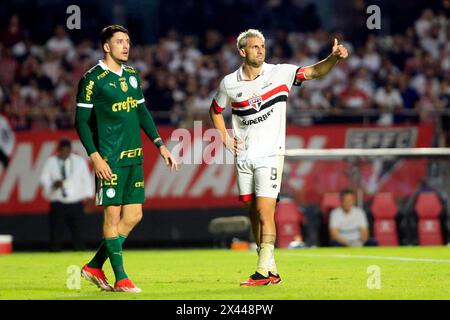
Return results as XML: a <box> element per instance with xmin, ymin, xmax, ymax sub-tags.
<box><xmin>248</xmin><ymin>94</ymin><xmax>263</xmax><ymax>111</ymax></box>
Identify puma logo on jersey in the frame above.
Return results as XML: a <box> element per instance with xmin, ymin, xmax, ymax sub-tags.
<box><xmin>112</xmin><ymin>97</ymin><xmax>138</xmax><ymax>112</ymax></box>
<box><xmin>109</xmin><ymin>82</ymin><xmax>117</xmax><ymax>88</ymax></box>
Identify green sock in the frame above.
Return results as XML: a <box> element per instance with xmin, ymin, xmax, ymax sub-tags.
<box><xmin>87</xmin><ymin>234</ymin><xmax>127</xmax><ymax>269</ymax></box>
<box><xmin>104</xmin><ymin>236</ymin><xmax>128</xmax><ymax>282</ymax></box>
<box><xmin>119</xmin><ymin>234</ymin><xmax>127</xmax><ymax>246</ymax></box>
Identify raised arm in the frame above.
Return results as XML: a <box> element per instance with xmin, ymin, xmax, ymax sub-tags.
<box><xmin>300</xmin><ymin>38</ymin><xmax>349</xmax><ymax>80</ymax></box>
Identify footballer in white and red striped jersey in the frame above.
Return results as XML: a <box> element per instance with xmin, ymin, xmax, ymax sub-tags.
<box><xmin>209</xmin><ymin>29</ymin><xmax>348</xmax><ymax>286</ymax></box>
<box><xmin>211</xmin><ymin>62</ymin><xmax>306</xmax><ymax>201</ymax></box>
<box><xmin>212</xmin><ymin>62</ymin><xmax>306</xmax><ymax>161</ymax></box>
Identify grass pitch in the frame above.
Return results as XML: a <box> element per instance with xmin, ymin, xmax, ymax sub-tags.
<box><xmin>0</xmin><ymin>246</ymin><xmax>449</xmax><ymax>300</ymax></box>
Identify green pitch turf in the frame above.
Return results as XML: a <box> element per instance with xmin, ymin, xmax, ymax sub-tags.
<box><xmin>0</xmin><ymin>246</ymin><xmax>449</xmax><ymax>300</ymax></box>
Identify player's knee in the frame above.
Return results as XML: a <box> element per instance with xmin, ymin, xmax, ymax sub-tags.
<box><xmin>103</xmin><ymin>219</ymin><xmax>119</xmax><ymax>236</ymax></box>
<box><xmin>133</xmin><ymin>212</ymin><xmax>143</xmax><ymax>225</ymax></box>
<box><xmin>125</xmin><ymin>212</ymin><xmax>142</xmax><ymax>227</ymax></box>
<box><xmin>104</xmin><ymin>215</ymin><xmax>120</xmax><ymax>228</ymax></box>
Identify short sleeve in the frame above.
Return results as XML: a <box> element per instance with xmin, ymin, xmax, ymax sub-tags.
<box><xmin>279</xmin><ymin>64</ymin><xmax>302</xmax><ymax>90</ymax></box>
<box><xmin>329</xmin><ymin>208</ymin><xmax>340</xmax><ymax>229</ymax></box>
<box><xmin>210</xmin><ymin>79</ymin><xmax>230</xmax><ymax>113</ymax></box>
<box><xmin>76</xmin><ymin>75</ymin><xmax>96</xmax><ymax>109</ymax></box>
<box><xmin>357</xmin><ymin>209</ymin><xmax>369</xmax><ymax>228</ymax></box>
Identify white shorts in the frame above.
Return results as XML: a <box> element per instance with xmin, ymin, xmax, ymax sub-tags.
<box><xmin>236</xmin><ymin>155</ymin><xmax>285</xmax><ymax>203</ymax></box>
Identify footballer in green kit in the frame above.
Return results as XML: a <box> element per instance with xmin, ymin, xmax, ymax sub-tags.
<box><xmin>75</xmin><ymin>25</ymin><xmax>178</xmax><ymax>293</ymax></box>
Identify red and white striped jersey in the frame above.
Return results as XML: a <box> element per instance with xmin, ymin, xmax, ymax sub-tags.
<box><xmin>211</xmin><ymin>62</ymin><xmax>304</xmax><ymax>160</ymax></box>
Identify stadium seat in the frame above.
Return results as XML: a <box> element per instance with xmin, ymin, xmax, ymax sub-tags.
<box><xmin>275</xmin><ymin>198</ymin><xmax>303</xmax><ymax>248</ymax></box>
<box><xmin>414</xmin><ymin>192</ymin><xmax>444</xmax><ymax>245</ymax></box>
<box><xmin>319</xmin><ymin>193</ymin><xmax>341</xmax><ymax>246</ymax></box>
<box><xmin>320</xmin><ymin>193</ymin><xmax>341</xmax><ymax>224</ymax></box>
<box><xmin>370</xmin><ymin>192</ymin><xmax>398</xmax><ymax>246</ymax></box>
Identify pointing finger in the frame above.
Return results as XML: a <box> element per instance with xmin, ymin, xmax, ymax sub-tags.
<box><xmin>334</xmin><ymin>38</ymin><xmax>338</xmax><ymax>47</ymax></box>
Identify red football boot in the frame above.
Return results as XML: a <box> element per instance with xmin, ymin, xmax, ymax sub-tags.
<box><xmin>269</xmin><ymin>272</ymin><xmax>282</xmax><ymax>284</ymax></box>
<box><xmin>240</xmin><ymin>272</ymin><xmax>271</xmax><ymax>286</ymax></box>
<box><xmin>114</xmin><ymin>278</ymin><xmax>142</xmax><ymax>293</ymax></box>
<box><xmin>81</xmin><ymin>264</ymin><xmax>113</xmax><ymax>291</ymax></box>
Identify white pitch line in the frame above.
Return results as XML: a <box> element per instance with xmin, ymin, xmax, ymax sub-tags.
<box><xmin>280</xmin><ymin>252</ymin><xmax>450</xmax><ymax>264</ymax></box>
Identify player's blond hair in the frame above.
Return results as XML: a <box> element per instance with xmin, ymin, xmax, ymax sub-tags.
<box><xmin>236</xmin><ymin>29</ymin><xmax>265</xmax><ymax>50</ymax></box>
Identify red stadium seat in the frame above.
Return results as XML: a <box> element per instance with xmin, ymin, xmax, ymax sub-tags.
<box><xmin>415</xmin><ymin>192</ymin><xmax>443</xmax><ymax>245</ymax></box>
<box><xmin>275</xmin><ymin>198</ymin><xmax>303</xmax><ymax>248</ymax></box>
<box><xmin>370</xmin><ymin>192</ymin><xmax>398</xmax><ymax>246</ymax></box>
<box><xmin>320</xmin><ymin>193</ymin><xmax>341</xmax><ymax>223</ymax></box>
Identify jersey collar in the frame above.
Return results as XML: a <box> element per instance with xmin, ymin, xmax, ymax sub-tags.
<box><xmin>98</xmin><ymin>59</ymin><xmax>124</xmax><ymax>77</ymax></box>
<box><xmin>237</xmin><ymin>62</ymin><xmax>268</xmax><ymax>82</ymax></box>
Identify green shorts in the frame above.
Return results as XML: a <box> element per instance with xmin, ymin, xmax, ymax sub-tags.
<box><xmin>96</xmin><ymin>165</ymin><xmax>145</xmax><ymax>206</ymax></box>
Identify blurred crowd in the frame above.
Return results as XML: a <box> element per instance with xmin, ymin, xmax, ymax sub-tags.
<box><xmin>0</xmin><ymin>5</ymin><xmax>449</xmax><ymax>140</ymax></box>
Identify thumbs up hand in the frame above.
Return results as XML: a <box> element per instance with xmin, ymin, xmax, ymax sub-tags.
<box><xmin>331</xmin><ymin>38</ymin><xmax>349</xmax><ymax>60</ymax></box>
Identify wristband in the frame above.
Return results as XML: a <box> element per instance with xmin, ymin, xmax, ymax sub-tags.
<box><xmin>154</xmin><ymin>138</ymin><xmax>164</xmax><ymax>148</ymax></box>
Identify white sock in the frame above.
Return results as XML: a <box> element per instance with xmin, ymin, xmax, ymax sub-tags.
<box><xmin>258</xmin><ymin>244</ymin><xmax>277</xmax><ymax>274</ymax></box>
<box><xmin>269</xmin><ymin>251</ymin><xmax>278</xmax><ymax>275</ymax></box>
<box><xmin>256</xmin><ymin>243</ymin><xmax>274</xmax><ymax>277</ymax></box>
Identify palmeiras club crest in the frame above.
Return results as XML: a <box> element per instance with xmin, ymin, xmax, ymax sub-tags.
<box><xmin>119</xmin><ymin>77</ymin><xmax>128</xmax><ymax>92</ymax></box>
<box><xmin>248</xmin><ymin>94</ymin><xmax>263</xmax><ymax>111</ymax></box>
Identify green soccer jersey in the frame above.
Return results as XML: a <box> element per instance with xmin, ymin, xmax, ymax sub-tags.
<box><xmin>75</xmin><ymin>60</ymin><xmax>161</xmax><ymax>167</ymax></box>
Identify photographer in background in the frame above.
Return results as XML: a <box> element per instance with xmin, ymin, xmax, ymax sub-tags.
<box><xmin>40</xmin><ymin>138</ymin><xmax>94</xmax><ymax>252</ymax></box>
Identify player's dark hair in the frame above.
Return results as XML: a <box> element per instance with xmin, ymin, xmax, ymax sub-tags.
<box><xmin>100</xmin><ymin>25</ymin><xmax>129</xmax><ymax>46</ymax></box>
<box><xmin>340</xmin><ymin>188</ymin><xmax>354</xmax><ymax>199</ymax></box>
<box><xmin>58</xmin><ymin>138</ymin><xmax>71</xmax><ymax>150</ymax></box>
